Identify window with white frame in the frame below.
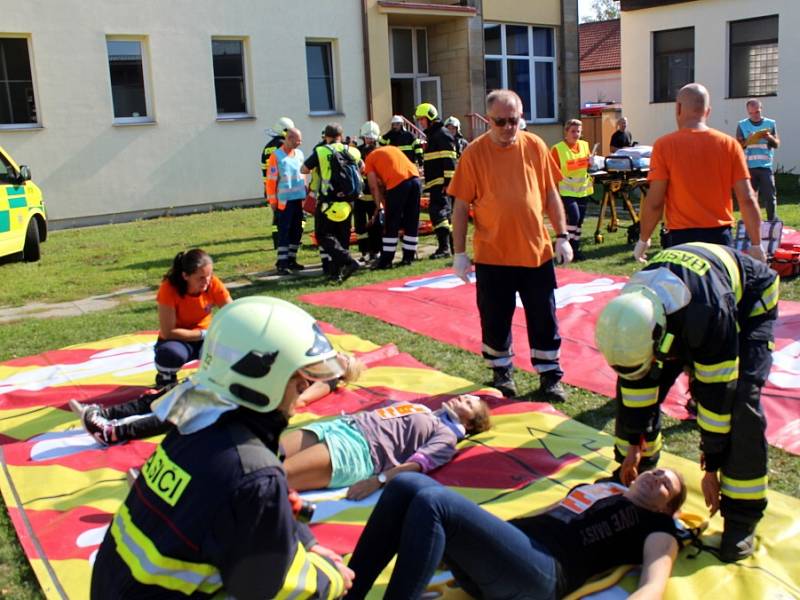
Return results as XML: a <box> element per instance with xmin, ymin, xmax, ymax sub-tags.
<box><xmin>483</xmin><ymin>23</ymin><xmax>556</xmax><ymax>122</ymax></box>
<box><xmin>306</xmin><ymin>41</ymin><xmax>336</xmax><ymax>113</ymax></box>
<box><xmin>0</xmin><ymin>37</ymin><xmax>38</xmax><ymax>126</ymax></box>
<box><xmin>729</xmin><ymin>15</ymin><xmax>778</xmax><ymax>98</ymax></box>
<box><xmin>212</xmin><ymin>38</ymin><xmax>249</xmax><ymax>116</ymax></box>
<box><xmin>106</xmin><ymin>37</ymin><xmax>152</xmax><ymax>123</ymax></box>
<box><xmin>652</xmin><ymin>27</ymin><xmax>694</xmax><ymax>103</ymax></box>
<box><xmin>390</xmin><ymin>27</ymin><xmax>428</xmax><ymax>76</ymax></box>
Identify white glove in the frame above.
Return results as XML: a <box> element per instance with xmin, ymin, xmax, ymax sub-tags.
<box><xmin>633</xmin><ymin>239</ymin><xmax>651</xmax><ymax>263</ymax></box>
<box><xmin>554</xmin><ymin>238</ymin><xmax>573</xmax><ymax>265</ymax></box>
<box><xmin>747</xmin><ymin>244</ymin><xmax>767</xmax><ymax>263</ymax></box>
<box><xmin>453</xmin><ymin>252</ymin><xmax>472</xmax><ymax>283</ymax></box>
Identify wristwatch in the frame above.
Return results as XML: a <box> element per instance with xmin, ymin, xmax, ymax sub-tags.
<box><xmin>376</xmin><ymin>473</ymin><xmax>388</xmax><ymax>487</ymax></box>
<box><xmin>556</xmin><ymin>233</ymin><xmax>569</xmax><ymax>239</ymax></box>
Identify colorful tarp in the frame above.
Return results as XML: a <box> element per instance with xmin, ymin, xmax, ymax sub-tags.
<box><xmin>0</xmin><ymin>330</ymin><xmax>798</xmax><ymax>599</ymax></box>
<box><xmin>301</xmin><ymin>268</ymin><xmax>800</xmax><ymax>456</ymax></box>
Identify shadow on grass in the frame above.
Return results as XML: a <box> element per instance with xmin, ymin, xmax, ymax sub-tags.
<box><xmin>121</xmin><ymin>244</ymin><xmax>268</xmax><ymax>271</ymax></box>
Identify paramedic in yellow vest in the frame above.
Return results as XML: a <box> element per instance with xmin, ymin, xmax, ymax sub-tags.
<box><xmin>301</xmin><ymin>123</ymin><xmax>362</xmax><ymax>284</ymax></box>
<box><xmin>261</xmin><ymin>117</ymin><xmax>294</xmax><ymax>249</ymax></box>
<box><xmin>266</xmin><ymin>127</ymin><xmax>307</xmax><ymax>276</ymax></box>
<box><xmin>551</xmin><ymin>119</ymin><xmax>594</xmax><ymax>261</ymax></box>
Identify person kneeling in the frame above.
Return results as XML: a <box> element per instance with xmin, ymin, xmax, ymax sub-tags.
<box><xmin>281</xmin><ymin>395</ymin><xmax>491</xmax><ymax>500</ymax></box>
<box><xmin>347</xmin><ymin>468</ymin><xmax>686</xmax><ymax>599</ymax></box>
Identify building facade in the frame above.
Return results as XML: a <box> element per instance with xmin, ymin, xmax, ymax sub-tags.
<box><xmin>620</xmin><ymin>0</ymin><xmax>796</xmax><ymax>170</ymax></box>
<box><xmin>579</xmin><ymin>19</ymin><xmax>621</xmax><ymax>106</ymax></box>
<box><xmin>0</xmin><ymin>0</ymin><xmax>578</xmax><ymax>226</ymax></box>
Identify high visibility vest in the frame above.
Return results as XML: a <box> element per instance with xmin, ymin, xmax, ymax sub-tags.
<box><xmin>554</xmin><ymin>140</ymin><xmax>594</xmax><ymax>198</ymax></box>
<box><xmin>739</xmin><ymin>118</ymin><xmax>776</xmax><ymax>170</ymax></box>
<box><xmin>272</xmin><ymin>148</ymin><xmax>306</xmax><ymax>210</ymax></box>
<box><xmin>314</xmin><ymin>143</ymin><xmax>361</xmax><ymax>197</ymax></box>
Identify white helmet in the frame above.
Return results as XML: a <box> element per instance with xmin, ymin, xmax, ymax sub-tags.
<box><xmin>595</xmin><ymin>286</ymin><xmax>665</xmax><ymax>381</ymax></box>
<box><xmin>391</xmin><ymin>115</ymin><xmax>405</xmax><ymax>125</ymax></box>
<box><xmin>444</xmin><ymin>116</ymin><xmax>461</xmax><ymax>130</ymax></box>
<box><xmin>360</xmin><ymin>120</ymin><xmax>381</xmax><ymax>140</ymax></box>
<box><xmin>272</xmin><ymin>117</ymin><xmax>295</xmax><ymax>134</ymax></box>
<box><xmin>194</xmin><ymin>297</ymin><xmax>343</xmax><ymax>412</ymax></box>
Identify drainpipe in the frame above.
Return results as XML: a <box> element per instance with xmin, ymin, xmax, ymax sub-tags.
<box><xmin>361</xmin><ymin>0</ymin><xmax>374</xmax><ymax>121</ymax></box>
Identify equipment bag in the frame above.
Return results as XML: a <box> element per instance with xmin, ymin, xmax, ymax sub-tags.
<box><xmin>770</xmin><ymin>246</ymin><xmax>800</xmax><ymax>279</ymax></box>
<box><xmin>734</xmin><ymin>219</ymin><xmax>783</xmax><ymax>256</ymax></box>
<box><xmin>326</xmin><ymin>145</ymin><xmax>362</xmax><ymax>201</ymax></box>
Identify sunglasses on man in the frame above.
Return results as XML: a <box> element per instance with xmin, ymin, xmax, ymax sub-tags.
<box><xmin>489</xmin><ymin>116</ymin><xmax>520</xmax><ymax>127</ymax></box>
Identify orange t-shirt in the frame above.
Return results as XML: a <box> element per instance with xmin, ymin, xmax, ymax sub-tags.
<box><xmin>364</xmin><ymin>146</ymin><xmax>419</xmax><ymax>191</ymax></box>
<box><xmin>648</xmin><ymin>128</ymin><xmax>750</xmax><ymax>230</ymax></box>
<box><xmin>156</xmin><ymin>275</ymin><xmax>231</xmax><ymax>330</ymax></box>
<box><xmin>448</xmin><ymin>131</ymin><xmax>562</xmax><ymax>267</ymax></box>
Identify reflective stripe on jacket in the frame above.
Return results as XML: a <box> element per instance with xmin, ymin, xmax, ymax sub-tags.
<box><xmin>739</xmin><ymin>117</ymin><xmax>776</xmax><ymax>170</ymax></box>
<box><xmin>554</xmin><ymin>140</ymin><xmax>593</xmax><ymax>197</ymax></box>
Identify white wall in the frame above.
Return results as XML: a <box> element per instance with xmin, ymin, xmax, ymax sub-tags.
<box><xmin>580</xmin><ymin>70</ymin><xmax>622</xmax><ymax>104</ymax></box>
<box><xmin>621</xmin><ymin>0</ymin><xmax>798</xmax><ymax>170</ymax></box>
<box><xmin>0</xmin><ymin>0</ymin><xmax>368</xmax><ymax>224</ymax></box>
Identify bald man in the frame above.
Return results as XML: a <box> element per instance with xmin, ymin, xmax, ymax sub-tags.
<box><xmin>634</xmin><ymin>83</ymin><xmax>764</xmax><ymax>263</ymax></box>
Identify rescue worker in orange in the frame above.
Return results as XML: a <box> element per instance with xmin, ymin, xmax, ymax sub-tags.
<box><xmin>634</xmin><ymin>83</ymin><xmax>765</xmax><ymax>263</ymax></box>
<box><xmin>551</xmin><ymin>119</ymin><xmax>594</xmax><ymax>261</ymax></box>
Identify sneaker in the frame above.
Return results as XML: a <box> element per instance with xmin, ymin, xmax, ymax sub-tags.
<box><xmin>539</xmin><ymin>374</ymin><xmax>568</xmax><ymax>402</ymax></box>
<box><xmin>68</xmin><ymin>398</ymin><xmax>101</xmax><ymax>419</ymax></box>
<box><xmin>430</xmin><ymin>249</ymin><xmax>451</xmax><ymax>260</ymax></box>
<box><xmin>287</xmin><ymin>260</ymin><xmax>305</xmax><ymax>271</ymax></box>
<box><xmin>720</xmin><ymin>524</ymin><xmax>756</xmax><ymax>562</ymax></box>
<box><xmin>492</xmin><ymin>368</ymin><xmax>517</xmax><ymax>398</ymax></box>
<box><xmin>155</xmin><ymin>372</ymin><xmax>178</xmax><ymax>389</ymax></box>
<box><xmin>82</xmin><ymin>407</ymin><xmax>117</xmax><ymax>446</ymax></box>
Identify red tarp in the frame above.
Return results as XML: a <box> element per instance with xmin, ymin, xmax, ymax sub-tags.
<box><xmin>301</xmin><ymin>268</ymin><xmax>800</xmax><ymax>456</ymax></box>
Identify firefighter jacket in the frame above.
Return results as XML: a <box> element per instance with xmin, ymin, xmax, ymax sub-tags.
<box><xmin>422</xmin><ymin>122</ymin><xmax>457</xmax><ymax>193</ymax></box>
<box><xmin>615</xmin><ymin>242</ymin><xmax>778</xmax><ymax>472</ymax></box>
<box><xmin>90</xmin><ymin>412</ymin><xmax>345</xmax><ymax>600</ymax></box>
<box><xmin>261</xmin><ymin>134</ymin><xmax>286</xmax><ymax>206</ymax></box>
<box><xmin>553</xmin><ymin>140</ymin><xmax>594</xmax><ymax>198</ymax></box>
<box><xmin>379</xmin><ymin>128</ymin><xmax>423</xmax><ymax>165</ymax></box>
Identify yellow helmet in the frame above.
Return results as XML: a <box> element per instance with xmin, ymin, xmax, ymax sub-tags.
<box><xmin>595</xmin><ymin>286</ymin><xmax>665</xmax><ymax>381</ymax></box>
<box><xmin>415</xmin><ymin>102</ymin><xmax>439</xmax><ymax>121</ymax></box>
<box><xmin>194</xmin><ymin>297</ymin><xmax>343</xmax><ymax>412</ymax></box>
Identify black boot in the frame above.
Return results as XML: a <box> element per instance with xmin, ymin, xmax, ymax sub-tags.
<box><xmin>430</xmin><ymin>229</ymin><xmax>451</xmax><ymax>259</ymax></box>
<box><xmin>400</xmin><ymin>249</ymin><xmax>416</xmax><ymax>266</ymax></box>
<box><xmin>492</xmin><ymin>367</ymin><xmax>517</xmax><ymax>398</ymax></box>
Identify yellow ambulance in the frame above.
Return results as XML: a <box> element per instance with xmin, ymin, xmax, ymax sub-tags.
<box><xmin>0</xmin><ymin>146</ymin><xmax>46</xmax><ymax>262</ymax></box>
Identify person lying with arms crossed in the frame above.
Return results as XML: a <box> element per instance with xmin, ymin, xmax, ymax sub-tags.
<box><xmin>346</xmin><ymin>467</ymin><xmax>687</xmax><ymax>599</ymax></box>
<box><xmin>281</xmin><ymin>394</ymin><xmax>491</xmax><ymax>500</ymax></box>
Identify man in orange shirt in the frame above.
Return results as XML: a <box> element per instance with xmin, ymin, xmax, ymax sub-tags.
<box><xmin>449</xmin><ymin>89</ymin><xmax>572</xmax><ymax>401</ymax></box>
<box><xmin>364</xmin><ymin>145</ymin><xmax>422</xmax><ymax>269</ymax></box>
<box><xmin>634</xmin><ymin>83</ymin><xmax>765</xmax><ymax>263</ymax></box>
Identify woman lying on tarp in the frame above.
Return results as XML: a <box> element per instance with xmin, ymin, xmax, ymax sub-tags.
<box><xmin>346</xmin><ymin>467</ymin><xmax>687</xmax><ymax>599</ymax></box>
<box><xmin>281</xmin><ymin>394</ymin><xmax>491</xmax><ymax>500</ymax></box>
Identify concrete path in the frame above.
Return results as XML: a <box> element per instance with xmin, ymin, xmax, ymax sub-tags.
<box><xmin>0</xmin><ymin>244</ymin><xmax>442</xmax><ymax>324</ymax></box>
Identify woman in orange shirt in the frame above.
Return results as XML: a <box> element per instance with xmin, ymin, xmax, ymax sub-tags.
<box><xmin>154</xmin><ymin>248</ymin><xmax>232</xmax><ymax>387</ymax></box>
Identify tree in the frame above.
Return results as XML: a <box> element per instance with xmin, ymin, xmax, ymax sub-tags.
<box><xmin>582</xmin><ymin>0</ymin><xmax>620</xmax><ymax>22</ymax></box>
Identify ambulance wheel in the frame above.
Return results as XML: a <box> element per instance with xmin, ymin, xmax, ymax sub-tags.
<box><xmin>22</xmin><ymin>218</ymin><xmax>41</xmax><ymax>262</ymax></box>
<box><xmin>595</xmin><ymin>233</ymin><xmax>604</xmax><ymax>243</ymax></box>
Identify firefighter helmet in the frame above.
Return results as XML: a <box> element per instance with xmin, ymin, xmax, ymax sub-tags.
<box><xmin>194</xmin><ymin>297</ymin><xmax>343</xmax><ymax>412</ymax></box>
<box><xmin>391</xmin><ymin>115</ymin><xmax>405</xmax><ymax>125</ymax></box>
<box><xmin>415</xmin><ymin>103</ymin><xmax>439</xmax><ymax>121</ymax></box>
<box><xmin>273</xmin><ymin>117</ymin><xmax>295</xmax><ymax>134</ymax></box>
<box><xmin>360</xmin><ymin>120</ymin><xmax>381</xmax><ymax>140</ymax></box>
<box><xmin>444</xmin><ymin>116</ymin><xmax>461</xmax><ymax>131</ymax></box>
<box><xmin>595</xmin><ymin>286</ymin><xmax>666</xmax><ymax>381</ymax></box>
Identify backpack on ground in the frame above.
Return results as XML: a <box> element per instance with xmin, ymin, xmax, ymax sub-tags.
<box><xmin>326</xmin><ymin>145</ymin><xmax>362</xmax><ymax>201</ymax></box>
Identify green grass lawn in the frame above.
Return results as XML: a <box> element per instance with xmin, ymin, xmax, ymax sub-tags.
<box><xmin>0</xmin><ymin>197</ymin><xmax>798</xmax><ymax>598</ymax></box>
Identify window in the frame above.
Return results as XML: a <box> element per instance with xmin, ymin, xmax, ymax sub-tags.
<box><xmin>305</xmin><ymin>41</ymin><xmax>335</xmax><ymax>113</ymax></box>
<box><xmin>106</xmin><ymin>37</ymin><xmax>152</xmax><ymax>123</ymax></box>
<box><xmin>212</xmin><ymin>39</ymin><xmax>248</xmax><ymax>116</ymax></box>
<box><xmin>483</xmin><ymin>23</ymin><xmax>557</xmax><ymax>122</ymax></box>
<box><xmin>0</xmin><ymin>37</ymin><xmax>38</xmax><ymax>126</ymax></box>
<box><xmin>390</xmin><ymin>27</ymin><xmax>428</xmax><ymax>76</ymax></box>
<box><xmin>653</xmin><ymin>27</ymin><xmax>694</xmax><ymax>103</ymax></box>
<box><xmin>729</xmin><ymin>15</ymin><xmax>778</xmax><ymax>98</ymax></box>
